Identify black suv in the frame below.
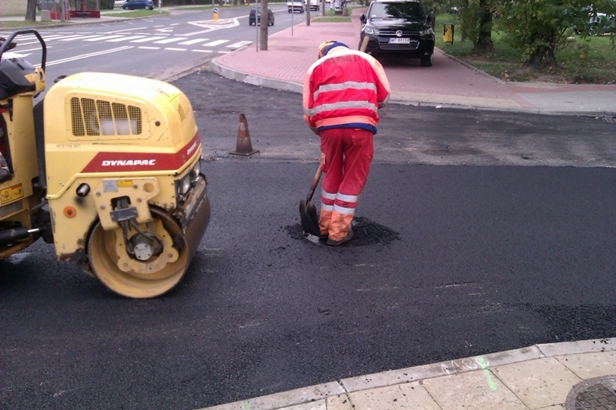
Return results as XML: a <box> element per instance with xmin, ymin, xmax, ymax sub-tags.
<box><xmin>359</xmin><ymin>0</ymin><xmax>435</xmax><ymax>66</ymax></box>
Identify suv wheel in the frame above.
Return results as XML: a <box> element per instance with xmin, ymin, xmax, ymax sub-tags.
<box><xmin>420</xmin><ymin>54</ymin><xmax>433</xmax><ymax>67</ymax></box>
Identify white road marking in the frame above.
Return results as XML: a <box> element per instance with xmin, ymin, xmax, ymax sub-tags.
<box><xmin>58</xmin><ymin>35</ymin><xmax>104</xmax><ymax>41</ymax></box>
<box><xmin>51</xmin><ymin>35</ymin><xmax>86</xmax><ymax>41</ymax></box>
<box><xmin>2</xmin><ymin>52</ymin><xmax>31</xmax><ymax>59</ymax></box>
<box><xmin>106</xmin><ymin>35</ymin><xmax>147</xmax><ymax>42</ymax></box>
<box><xmin>165</xmin><ymin>47</ymin><xmax>187</xmax><ymax>51</ymax></box>
<box><xmin>178</xmin><ymin>38</ymin><xmax>210</xmax><ymax>45</ymax></box>
<box><xmin>130</xmin><ymin>36</ymin><xmax>167</xmax><ymax>43</ymax></box>
<box><xmin>138</xmin><ymin>46</ymin><xmax>160</xmax><ymax>50</ymax></box>
<box><xmin>83</xmin><ymin>35</ymin><xmax>125</xmax><ymax>42</ymax></box>
<box><xmin>227</xmin><ymin>41</ymin><xmax>252</xmax><ymax>49</ymax></box>
<box><xmin>154</xmin><ymin>37</ymin><xmax>188</xmax><ymax>44</ymax></box>
<box><xmin>40</xmin><ymin>46</ymin><xmax>133</xmax><ymax>67</ymax></box>
<box><xmin>193</xmin><ymin>50</ymin><xmax>214</xmax><ymax>53</ymax></box>
<box><xmin>202</xmin><ymin>39</ymin><xmax>229</xmax><ymax>47</ymax></box>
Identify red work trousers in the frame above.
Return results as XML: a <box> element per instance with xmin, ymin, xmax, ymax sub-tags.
<box><xmin>318</xmin><ymin>128</ymin><xmax>374</xmax><ymax>241</ymax></box>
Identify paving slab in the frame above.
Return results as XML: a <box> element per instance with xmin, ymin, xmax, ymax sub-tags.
<box><xmin>422</xmin><ymin>370</ymin><xmax>528</xmax><ymax>410</ymax></box>
<box><xmin>491</xmin><ymin>357</ymin><xmax>583</xmax><ymax>409</ymax></box>
<box><xmin>556</xmin><ymin>351</ymin><xmax>616</xmax><ymax>379</ymax></box>
<box><xmin>346</xmin><ymin>382</ymin><xmax>441</xmax><ymax>410</ymax></box>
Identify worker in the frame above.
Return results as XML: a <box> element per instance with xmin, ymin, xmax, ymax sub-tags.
<box><xmin>302</xmin><ymin>41</ymin><xmax>390</xmax><ymax>246</ymax></box>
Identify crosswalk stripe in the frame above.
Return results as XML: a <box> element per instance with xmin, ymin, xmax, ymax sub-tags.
<box><xmin>43</xmin><ymin>35</ymin><xmax>79</xmax><ymax>41</ymax></box>
<box><xmin>107</xmin><ymin>35</ymin><xmax>147</xmax><ymax>42</ymax></box>
<box><xmin>178</xmin><ymin>38</ymin><xmax>210</xmax><ymax>45</ymax></box>
<box><xmin>202</xmin><ymin>39</ymin><xmax>229</xmax><ymax>47</ymax></box>
<box><xmin>10</xmin><ymin>32</ymin><xmax>248</xmax><ymax>53</ymax></box>
<box><xmin>83</xmin><ymin>35</ymin><xmax>125</xmax><ymax>42</ymax></box>
<box><xmin>58</xmin><ymin>35</ymin><xmax>104</xmax><ymax>41</ymax></box>
<box><xmin>227</xmin><ymin>41</ymin><xmax>252</xmax><ymax>49</ymax></box>
<box><xmin>154</xmin><ymin>37</ymin><xmax>188</xmax><ymax>44</ymax></box>
<box><xmin>130</xmin><ymin>36</ymin><xmax>167</xmax><ymax>43</ymax></box>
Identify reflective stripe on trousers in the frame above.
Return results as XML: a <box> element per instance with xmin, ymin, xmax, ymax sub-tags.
<box><xmin>318</xmin><ymin>128</ymin><xmax>374</xmax><ymax>241</ymax></box>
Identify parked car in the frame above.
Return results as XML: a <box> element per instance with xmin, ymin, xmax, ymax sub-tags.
<box><xmin>359</xmin><ymin>0</ymin><xmax>435</xmax><ymax>66</ymax></box>
<box><xmin>122</xmin><ymin>0</ymin><xmax>154</xmax><ymax>10</ymax></box>
<box><xmin>249</xmin><ymin>8</ymin><xmax>275</xmax><ymax>26</ymax></box>
<box><xmin>114</xmin><ymin>0</ymin><xmax>125</xmax><ymax>8</ymax></box>
<box><xmin>587</xmin><ymin>11</ymin><xmax>616</xmax><ymax>35</ymax></box>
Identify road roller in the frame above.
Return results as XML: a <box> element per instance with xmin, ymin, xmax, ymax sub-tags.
<box><xmin>0</xmin><ymin>30</ymin><xmax>210</xmax><ymax>298</ymax></box>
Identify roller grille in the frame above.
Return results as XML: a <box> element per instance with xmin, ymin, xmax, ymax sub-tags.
<box><xmin>70</xmin><ymin>97</ymin><xmax>142</xmax><ymax>137</ymax></box>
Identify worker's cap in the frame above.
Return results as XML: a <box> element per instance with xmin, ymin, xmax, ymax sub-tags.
<box><xmin>317</xmin><ymin>41</ymin><xmax>349</xmax><ymax>58</ymax></box>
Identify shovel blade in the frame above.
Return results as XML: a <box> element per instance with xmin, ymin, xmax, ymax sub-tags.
<box><xmin>299</xmin><ymin>199</ymin><xmax>321</xmax><ymax>236</ymax></box>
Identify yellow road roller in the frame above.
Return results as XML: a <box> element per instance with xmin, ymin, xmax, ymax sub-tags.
<box><xmin>0</xmin><ymin>30</ymin><xmax>210</xmax><ymax>298</ymax></box>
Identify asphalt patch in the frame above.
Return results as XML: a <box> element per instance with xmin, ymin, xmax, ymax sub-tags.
<box><xmin>287</xmin><ymin>216</ymin><xmax>400</xmax><ymax>247</ymax></box>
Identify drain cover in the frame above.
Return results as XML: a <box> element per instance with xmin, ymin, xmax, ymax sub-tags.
<box><xmin>565</xmin><ymin>376</ymin><xmax>616</xmax><ymax>410</ymax></box>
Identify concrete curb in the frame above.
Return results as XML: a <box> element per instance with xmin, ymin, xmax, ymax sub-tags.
<box><xmin>200</xmin><ymin>338</ymin><xmax>616</xmax><ymax>410</ymax></box>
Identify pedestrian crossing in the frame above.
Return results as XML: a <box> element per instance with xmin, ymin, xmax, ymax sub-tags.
<box><xmin>1</xmin><ymin>32</ymin><xmax>253</xmax><ymax>54</ymax></box>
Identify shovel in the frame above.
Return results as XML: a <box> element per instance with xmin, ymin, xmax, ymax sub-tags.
<box><xmin>299</xmin><ymin>162</ymin><xmax>323</xmax><ymax>237</ymax></box>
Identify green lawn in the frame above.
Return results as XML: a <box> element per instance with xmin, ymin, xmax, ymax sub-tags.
<box><xmin>434</xmin><ymin>13</ymin><xmax>616</xmax><ymax>84</ymax></box>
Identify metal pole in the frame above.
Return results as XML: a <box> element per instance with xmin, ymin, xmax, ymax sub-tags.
<box><xmin>256</xmin><ymin>0</ymin><xmax>260</xmax><ymax>52</ymax></box>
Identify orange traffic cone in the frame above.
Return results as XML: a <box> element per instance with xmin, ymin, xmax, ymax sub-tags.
<box><xmin>229</xmin><ymin>113</ymin><xmax>259</xmax><ymax>156</ymax></box>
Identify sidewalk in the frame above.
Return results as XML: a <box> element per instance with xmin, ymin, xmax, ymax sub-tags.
<box><xmin>201</xmin><ymin>338</ymin><xmax>616</xmax><ymax>410</ymax></box>
<box><xmin>210</xmin><ymin>8</ymin><xmax>616</xmax><ymax>117</ymax></box>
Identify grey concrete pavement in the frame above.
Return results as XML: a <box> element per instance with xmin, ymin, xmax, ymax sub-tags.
<box><xmin>202</xmin><ymin>338</ymin><xmax>616</xmax><ymax>410</ymax></box>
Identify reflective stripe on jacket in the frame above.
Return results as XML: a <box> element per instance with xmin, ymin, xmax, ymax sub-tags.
<box><xmin>302</xmin><ymin>46</ymin><xmax>390</xmax><ymax>134</ymax></box>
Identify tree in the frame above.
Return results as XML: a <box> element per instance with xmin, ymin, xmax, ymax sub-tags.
<box><xmin>457</xmin><ymin>0</ymin><xmax>495</xmax><ymax>51</ymax></box>
<box><xmin>495</xmin><ymin>0</ymin><xmax>614</xmax><ymax>68</ymax></box>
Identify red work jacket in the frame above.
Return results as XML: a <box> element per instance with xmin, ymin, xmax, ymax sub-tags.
<box><xmin>302</xmin><ymin>46</ymin><xmax>390</xmax><ymax>134</ymax></box>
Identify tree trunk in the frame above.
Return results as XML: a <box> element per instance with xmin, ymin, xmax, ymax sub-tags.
<box><xmin>524</xmin><ymin>47</ymin><xmax>557</xmax><ymax>68</ymax></box>
<box><xmin>26</xmin><ymin>0</ymin><xmax>37</xmax><ymax>22</ymax></box>
<box><xmin>475</xmin><ymin>0</ymin><xmax>493</xmax><ymax>51</ymax></box>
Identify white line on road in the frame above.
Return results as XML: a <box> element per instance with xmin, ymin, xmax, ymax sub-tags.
<box><xmin>41</xmin><ymin>46</ymin><xmax>134</xmax><ymax>67</ymax></box>
<box><xmin>164</xmin><ymin>48</ymin><xmax>187</xmax><ymax>51</ymax></box>
<box><xmin>202</xmin><ymin>39</ymin><xmax>229</xmax><ymax>47</ymax></box>
<box><xmin>130</xmin><ymin>36</ymin><xmax>167</xmax><ymax>43</ymax></box>
<box><xmin>106</xmin><ymin>35</ymin><xmax>147</xmax><ymax>42</ymax></box>
<box><xmin>178</xmin><ymin>38</ymin><xmax>210</xmax><ymax>45</ymax></box>
<box><xmin>192</xmin><ymin>50</ymin><xmax>214</xmax><ymax>53</ymax></box>
<box><xmin>227</xmin><ymin>41</ymin><xmax>252</xmax><ymax>49</ymax></box>
<box><xmin>83</xmin><ymin>35</ymin><xmax>125</xmax><ymax>42</ymax></box>
<box><xmin>58</xmin><ymin>35</ymin><xmax>105</xmax><ymax>41</ymax></box>
<box><xmin>154</xmin><ymin>37</ymin><xmax>188</xmax><ymax>44</ymax></box>
<box><xmin>138</xmin><ymin>46</ymin><xmax>160</xmax><ymax>50</ymax></box>
<box><xmin>51</xmin><ymin>35</ymin><xmax>87</xmax><ymax>41</ymax></box>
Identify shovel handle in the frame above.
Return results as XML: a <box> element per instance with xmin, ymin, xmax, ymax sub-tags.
<box><xmin>306</xmin><ymin>162</ymin><xmax>323</xmax><ymax>203</ymax></box>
